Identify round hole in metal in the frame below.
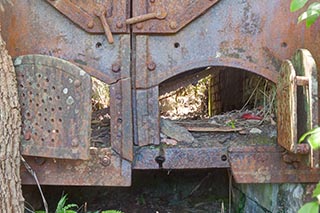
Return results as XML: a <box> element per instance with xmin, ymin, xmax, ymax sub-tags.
<box><xmin>221</xmin><ymin>155</ymin><xmax>228</xmax><ymax>162</ymax></box>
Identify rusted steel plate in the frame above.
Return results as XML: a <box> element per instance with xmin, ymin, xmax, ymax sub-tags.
<box><xmin>21</xmin><ymin>149</ymin><xmax>131</xmax><ymax>186</ymax></box>
<box><xmin>45</xmin><ymin>0</ymin><xmax>129</xmax><ymax>34</ymax></box>
<box><xmin>132</xmin><ymin>0</ymin><xmax>220</xmax><ymax>33</ymax></box>
<box><xmin>0</xmin><ymin>0</ymin><xmax>130</xmax><ymax>83</ymax></box>
<box><xmin>133</xmin><ymin>147</ymin><xmax>229</xmax><ymax>169</ymax></box>
<box><xmin>109</xmin><ymin>78</ymin><xmax>133</xmax><ymax>161</ymax></box>
<box><xmin>134</xmin><ymin>0</ymin><xmax>320</xmax><ymax>89</ymax></box>
<box><xmin>136</xmin><ymin>87</ymin><xmax>160</xmax><ymax>146</ymax></box>
<box><xmin>277</xmin><ymin>60</ymin><xmax>297</xmax><ymax>153</ymax></box>
<box><xmin>15</xmin><ymin>55</ymin><xmax>91</xmax><ymax>160</ymax></box>
<box><xmin>229</xmin><ymin>145</ymin><xmax>320</xmax><ymax>183</ymax></box>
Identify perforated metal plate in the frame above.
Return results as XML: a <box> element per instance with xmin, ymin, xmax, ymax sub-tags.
<box><xmin>14</xmin><ymin>55</ymin><xmax>91</xmax><ymax>160</ymax></box>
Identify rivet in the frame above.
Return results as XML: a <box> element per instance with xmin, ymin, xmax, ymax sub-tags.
<box><xmin>74</xmin><ymin>79</ymin><xmax>81</xmax><ymax>88</ymax></box>
<box><xmin>71</xmin><ymin>139</ymin><xmax>79</xmax><ymax>147</ymax></box>
<box><xmin>169</xmin><ymin>21</ymin><xmax>177</xmax><ymax>30</ymax></box>
<box><xmin>116</xmin><ymin>95</ymin><xmax>122</xmax><ymax>100</ymax></box>
<box><xmin>116</xmin><ymin>22</ymin><xmax>124</xmax><ymax>29</ymax></box>
<box><xmin>150</xmin><ymin>0</ymin><xmax>155</xmax><ymax>2</ymax></box>
<box><xmin>147</xmin><ymin>61</ymin><xmax>156</xmax><ymax>71</ymax></box>
<box><xmin>24</xmin><ymin>132</ymin><xmax>32</xmax><ymax>141</ymax></box>
<box><xmin>136</xmin><ymin>23</ymin><xmax>143</xmax><ymax>30</ymax></box>
<box><xmin>87</xmin><ymin>20</ymin><xmax>94</xmax><ymax>29</ymax></box>
<box><xmin>112</xmin><ymin>63</ymin><xmax>121</xmax><ymax>73</ymax></box>
<box><xmin>100</xmin><ymin>156</ymin><xmax>111</xmax><ymax>167</ymax></box>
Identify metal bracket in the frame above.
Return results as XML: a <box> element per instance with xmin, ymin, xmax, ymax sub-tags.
<box><xmin>277</xmin><ymin>49</ymin><xmax>316</xmax><ymax>165</ymax></box>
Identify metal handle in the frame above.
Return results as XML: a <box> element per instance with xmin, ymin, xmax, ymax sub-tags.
<box><xmin>95</xmin><ymin>8</ymin><xmax>114</xmax><ymax>44</ymax></box>
<box><xmin>126</xmin><ymin>10</ymin><xmax>167</xmax><ymax>25</ymax></box>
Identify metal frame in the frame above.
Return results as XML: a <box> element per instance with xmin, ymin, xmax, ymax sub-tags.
<box><xmin>1</xmin><ymin>0</ymin><xmax>320</xmax><ymax>185</ymax></box>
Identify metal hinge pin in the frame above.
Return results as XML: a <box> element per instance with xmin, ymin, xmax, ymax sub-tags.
<box><xmin>295</xmin><ymin>76</ymin><xmax>310</xmax><ymax>86</ymax></box>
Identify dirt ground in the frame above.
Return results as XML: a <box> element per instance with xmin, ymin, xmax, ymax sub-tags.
<box><xmin>23</xmin><ymin>169</ymin><xmax>230</xmax><ymax>213</ymax></box>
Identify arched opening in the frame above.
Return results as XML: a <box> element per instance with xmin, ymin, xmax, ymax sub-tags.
<box><xmin>158</xmin><ymin>66</ymin><xmax>277</xmax><ymax>148</ymax></box>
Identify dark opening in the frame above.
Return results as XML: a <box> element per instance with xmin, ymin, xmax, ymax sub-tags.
<box><xmin>159</xmin><ymin>66</ymin><xmax>277</xmax><ymax>148</ymax></box>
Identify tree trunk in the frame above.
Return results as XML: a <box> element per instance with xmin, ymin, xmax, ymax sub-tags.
<box><xmin>0</xmin><ymin>30</ymin><xmax>24</xmax><ymax>212</ymax></box>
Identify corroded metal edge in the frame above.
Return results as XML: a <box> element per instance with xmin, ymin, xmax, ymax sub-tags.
<box><xmin>21</xmin><ymin>149</ymin><xmax>131</xmax><ymax>186</ymax></box>
<box><xmin>229</xmin><ymin>145</ymin><xmax>320</xmax><ymax>183</ymax></box>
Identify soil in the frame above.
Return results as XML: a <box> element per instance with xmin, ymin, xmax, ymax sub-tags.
<box><xmin>23</xmin><ymin>169</ymin><xmax>230</xmax><ymax>213</ymax></box>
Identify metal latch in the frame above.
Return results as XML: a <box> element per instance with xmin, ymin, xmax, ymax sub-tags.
<box><xmin>126</xmin><ymin>10</ymin><xmax>167</xmax><ymax>25</ymax></box>
<box><xmin>95</xmin><ymin>5</ymin><xmax>114</xmax><ymax>44</ymax></box>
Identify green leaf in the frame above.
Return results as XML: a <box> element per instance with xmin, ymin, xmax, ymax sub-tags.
<box><xmin>56</xmin><ymin>194</ymin><xmax>68</xmax><ymax>212</ymax></box>
<box><xmin>298</xmin><ymin>127</ymin><xmax>320</xmax><ymax>150</ymax></box>
<box><xmin>63</xmin><ymin>203</ymin><xmax>78</xmax><ymax>210</ymax></box>
<box><xmin>298</xmin><ymin>9</ymin><xmax>318</xmax><ymax>22</ymax></box>
<box><xmin>298</xmin><ymin>201</ymin><xmax>319</xmax><ymax>213</ymax></box>
<box><xmin>291</xmin><ymin>0</ymin><xmax>309</xmax><ymax>12</ymax></box>
<box><xmin>312</xmin><ymin>182</ymin><xmax>320</xmax><ymax>197</ymax></box>
<box><xmin>65</xmin><ymin>210</ymin><xmax>77</xmax><ymax>213</ymax></box>
<box><xmin>309</xmin><ymin>2</ymin><xmax>320</xmax><ymax>11</ymax></box>
<box><xmin>308</xmin><ymin>131</ymin><xmax>320</xmax><ymax>150</ymax></box>
<box><xmin>298</xmin><ymin>127</ymin><xmax>320</xmax><ymax>143</ymax></box>
<box><xmin>297</xmin><ymin>2</ymin><xmax>320</xmax><ymax>27</ymax></box>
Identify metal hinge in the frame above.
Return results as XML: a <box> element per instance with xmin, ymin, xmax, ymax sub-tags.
<box><xmin>277</xmin><ymin>49</ymin><xmax>317</xmax><ymax>166</ymax></box>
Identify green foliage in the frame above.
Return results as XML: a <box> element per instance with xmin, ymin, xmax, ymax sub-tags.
<box><xmin>298</xmin><ymin>201</ymin><xmax>319</xmax><ymax>213</ymax></box>
<box><xmin>291</xmin><ymin>0</ymin><xmax>320</xmax><ymax>27</ymax></box>
<box><xmin>291</xmin><ymin>0</ymin><xmax>309</xmax><ymax>12</ymax></box>
<box><xmin>298</xmin><ymin>127</ymin><xmax>320</xmax><ymax>150</ymax></box>
<box><xmin>35</xmin><ymin>194</ymin><xmax>124</xmax><ymax>213</ymax></box>
<box><xmin>298</xmin><ymin>175</ymin><xmax>320</xmax><ymax>213</ymax></box>
<box><xmin>298</xmin><ymin>129</ymin><xmax>320</xmax><ymax>212</ymax></box>
<box><xmin>312</xmin><ymin>182</ymin><xmax>320</xmax><ymax>198</ymax></box>
<box><xmin>55</xmin><ymin>194</ymin><xmax>78</xmax><ymax>213</ymax></box>
<box><xmin>226</xmin><ymin>120</ymin><xmax>236</xmax><ymax>129</ymax></box>
<box><xmin>35</xmin><ymin>194</ymin><xmax>78</xmax><ymax>213</ymax></box>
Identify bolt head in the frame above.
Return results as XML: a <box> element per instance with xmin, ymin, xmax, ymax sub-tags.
<box><xmin>116</xmin><ymin>22</ymin><xmax>124</xmax><ymax>29</ymax></box>
<box><xmin>147</xmin><ymin>61</ymin><xmax>156</xmax><ymax>71</ymax></box>
<box><xmin>100</xmin><ymin>156</ymin><xmax>111</xmax><ymax>167</ymax></box>
<box><xmin>87</xmin><ymin>21</ymin><xmax>94</xmax><ymax>29</ymax></box>
<box><xmin>71</xmin><ymin>139</ymin><xmax>79</xmax><ymax>147</ymax></box>
<box><xmin>112</xmin><ymin>63</ymin><xmax>121</xmax><ymax>73</ymax></box>
<box><xmin>169</xmin><ymin>21</ymin><xmax>177</xmax><ymax>30</ymax></box>
<box><xmin>24</xmin><ymin>132</ymin><xmax>32</xmax><ymax>141</ymax></box>
<box><xmin>74</xmin><ymin>79</ymin><xmax>81</xmax><ymax>88</ymax></box>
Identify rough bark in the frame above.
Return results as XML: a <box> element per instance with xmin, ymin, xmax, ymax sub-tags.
<box><xmin>0</xmin><ymin>30</ymin><xmax>24</xmax><ymax>212</ymax></box>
